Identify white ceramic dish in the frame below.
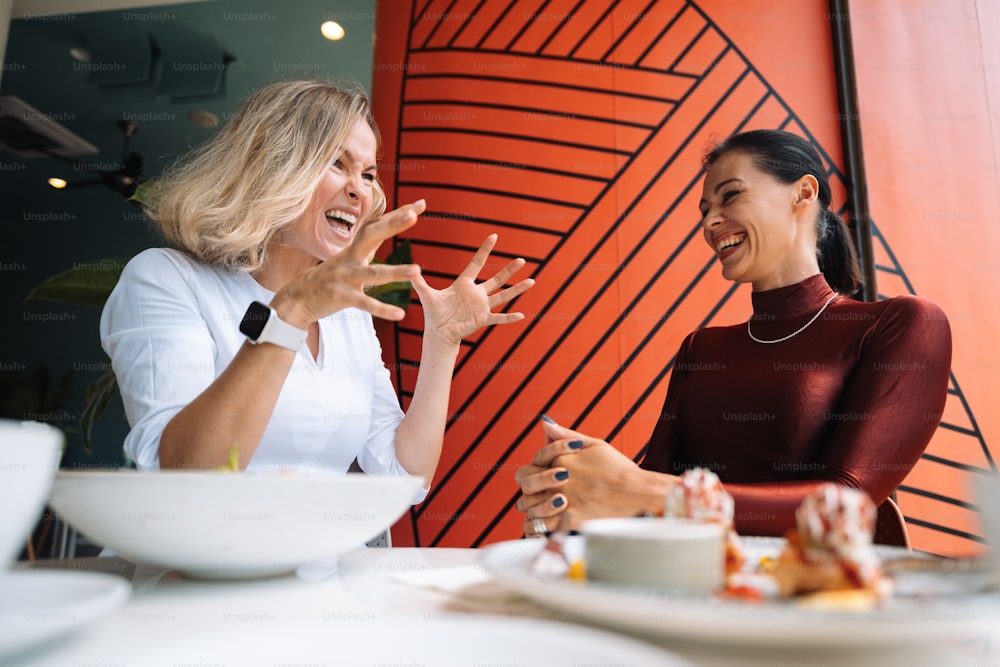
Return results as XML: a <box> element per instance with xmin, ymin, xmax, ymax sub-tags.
<box><xmin>0</xmin><ymin>420</ymin><xmax>63</xmax><ymax>565</ymax></box>
<box><xmin>0</xmin><ymin>568</ymin><xmax>130</xmax><ymax>661</ymax></box>
<box><xmin>48</xmin><ymin>470</ymin><xmax>424</xmax><ymax>579</ymax></box>
<box><xmin>480</xmin><ymin>535</ymin><xmax>1000</xmax><ymax>648</ymax></box>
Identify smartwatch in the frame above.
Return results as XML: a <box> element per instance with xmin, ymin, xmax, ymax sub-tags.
<box><xmin>239</xmin><ymin>301</ymin><xmax>307</xmax><ymax>351</ymax></box>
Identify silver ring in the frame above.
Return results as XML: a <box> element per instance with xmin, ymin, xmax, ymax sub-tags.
<box><xmin>532</xmin><ymin>518</ymin><xmax>547</xmax><ymax>536</ymax></box>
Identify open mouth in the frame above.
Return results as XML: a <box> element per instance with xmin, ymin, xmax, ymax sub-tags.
<box><xmin>325</xmin><ymin>209</ymin><xmax>357</xmax><ymax>237</ymax></box>
<box><xmin>716</xmin><ymin>233</ymin><xmax>746</xmax><ymax>258</ymax></box>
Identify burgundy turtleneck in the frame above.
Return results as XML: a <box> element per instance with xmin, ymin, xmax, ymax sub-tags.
<box><xmin>639</xmin><ymin>274</ymin><xmax>952</xmax><ymax>536</ymax></box>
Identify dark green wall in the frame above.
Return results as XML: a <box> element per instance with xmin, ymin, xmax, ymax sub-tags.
<box><xmin>1</xmin><ymin>0</ymin><xmax>376</xmax><ymax>468</ymax></box>
<box><xmin>1</xmin><ymin>173</ymin><xmax>159</xmax><ymax>468</ymax></box>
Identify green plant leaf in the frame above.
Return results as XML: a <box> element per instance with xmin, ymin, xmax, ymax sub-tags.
<box><xmin>128</xmin><ymin>180</ymin><xmax>162</xmax><ymax>211</ymax></box>
<box><xmin>25</xmin><ymin>258</ymin><xmax>127</xmax><ymax>306</ymax></box>
<box><xmin>365</xmin><ymin>239</ymin><xmax>413</xmax><ymax>309</ymax></box>
<box><xmin>384</xmin><ymin>238</ymin><xmax>412</xmax><ymax>265</ymax></box>
<box><xmin>366</xmin><ymin>282</ymin><xmax>412</xmax><ymax>309</ymax></box>
<box><xmin>80</xmin><ymin>368</ymin><xmax>118</xmax><ymax>453</ymax></box>
<box><xmin>0</xmin><ymin>365</ymin><xmax>74</xmax><ymax>424</ymax></box>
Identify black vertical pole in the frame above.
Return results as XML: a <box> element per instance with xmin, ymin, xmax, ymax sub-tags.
<box><xmin>829</xmin><ymin>0</ymin><xmax>877</xmax><ymax>302</ymax></box>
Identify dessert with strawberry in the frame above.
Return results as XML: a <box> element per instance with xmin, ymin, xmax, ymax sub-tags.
<box><xmin>665</xmin><ymin>468</ymin><xmax>746</xmax><ymax>575</ymax></box>
<box><xmin>729</xmin><ymin>483</ymin><xmax>890</xmax><ymax>607</ymax></box>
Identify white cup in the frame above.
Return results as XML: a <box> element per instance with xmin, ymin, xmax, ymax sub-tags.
<box><xmin>580</xmin><ymin>517</ymin><xmax>726</xmax><ymax>593</ymax></box>
<box><xmin>0</xmin><ymin>419</ymin><xmax>64</xmax><ymax>566</ymax></box>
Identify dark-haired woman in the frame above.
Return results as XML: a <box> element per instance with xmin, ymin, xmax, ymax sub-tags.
<box><xmin>515</xmin><ymin>129</ymin><xmax>951</xmax><ymax>539</ymax></box>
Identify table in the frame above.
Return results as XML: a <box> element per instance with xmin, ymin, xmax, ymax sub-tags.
<box><xmin>7</xmin><ymin>546</ymin><xmax>1000</xmax><ymax>667</ymax></box>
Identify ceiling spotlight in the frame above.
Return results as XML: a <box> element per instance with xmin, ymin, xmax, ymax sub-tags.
<box><xmin>189</xmin><ymin>110</ymin><xmax>220</xmax><ymax>128</ymax></box>
<box><xmin>48</xmin><ymin>177</ymin><xmax>68</xmax><ymax>189</ymax></box>
<box><xmin>321</xmin><ymin>21</ymin><xmax>345</xmax><ymax>41</ymax></box>
<box><xmin>69</xmin><ymin>47</ymin><xmax>91</xmax><ymax>63</ymax></box>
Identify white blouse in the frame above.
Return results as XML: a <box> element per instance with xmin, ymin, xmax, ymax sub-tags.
<box><xmin>101</xmin><ymin>248</ymin><xmax>424</xmax><ymax>500</ymax></box>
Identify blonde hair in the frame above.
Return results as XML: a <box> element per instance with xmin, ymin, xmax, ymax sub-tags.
<box><xmin>151</xmin><ymin>79</ymin><xmax>387</xmax><ymax>270</ymax></box>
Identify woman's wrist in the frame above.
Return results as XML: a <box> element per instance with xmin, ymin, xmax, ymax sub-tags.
<box><xmin>267</xmin><ymin>292</ymin><xmax>313</xmax><ymax>331</ymax></box>
<box><xmin>423</xmin><ymin>326</ymin><xmax>464</xmax><ymax>353</ymax></box>
<box><xmin>628</xmin><ymin>467</ymin><xmax>676</xmax><ymax>516</ymax></box>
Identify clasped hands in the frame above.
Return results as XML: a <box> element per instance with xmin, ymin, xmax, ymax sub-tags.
<box><xmin>515</xmin><ymin>418</ymin><xmax>673</xmax><ymax>536</ymax></box>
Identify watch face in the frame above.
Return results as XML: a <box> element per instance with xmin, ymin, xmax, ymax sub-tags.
<box><xmin>239</xmin><ymin>301</ymin><xmax>270</xmax><ymax>339</ymax></box>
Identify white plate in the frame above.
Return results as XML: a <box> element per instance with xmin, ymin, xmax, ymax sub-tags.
<box><xmin>0</xmin><ymin>569</ymin><xmax>131</xmax><ymax>660</ymax></box>
<box><xmin>479</xmin><ymin>536</ymin><xmax>1000</xmax><ymax>648</ymax></box>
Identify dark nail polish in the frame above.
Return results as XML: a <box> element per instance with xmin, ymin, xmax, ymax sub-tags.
<box><xmin>568</xmin><ymin>440</ymin><xmax>583</xmax><ymax>449</ymax></box>
<box><xmin>552</xmin><ymin>496</ymin><xmax>566</xmax><ymax>508</ymax></box>
<box><xmin>541</xmin><ymin>414</ymin><xmax>555</xmax><ymax>424</ymax></box>
<box><xmin>554</xmin><ymin>470</ymin><xmax>569</xmax><ymax>481</ymax></box>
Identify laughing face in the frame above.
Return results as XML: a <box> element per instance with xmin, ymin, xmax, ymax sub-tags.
<box><xmin>698</xmin><ymin>150</ymin><xmax>819</xmax><ymax>292</ymax></box>
<box><xmin>278</xmin><ymin>118</ymin><xmax>379</xmax><ymax>268</ymax></box>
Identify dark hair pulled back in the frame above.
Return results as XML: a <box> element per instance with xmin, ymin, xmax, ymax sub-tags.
<box><xmin>704</xmin><ymin>129</ymin><xmax>863</xmax><ymax>296</ymax></box>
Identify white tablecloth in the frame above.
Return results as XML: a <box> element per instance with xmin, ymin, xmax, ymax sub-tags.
<box><xmin>7</xmin><ymin>546</ymin><xmax>999</xmax><ymax>667</ymax></box>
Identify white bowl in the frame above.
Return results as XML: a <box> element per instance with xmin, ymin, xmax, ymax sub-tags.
<box><xmin>580</xmin><ymin>517</ymin><xmax>726</xmax><ymax>593</ymax></box>
<box><xmin>48</xmin><ymin>470</ymin><xmax>424</xmax><ymax>578</ymax></box>
<box><xmin>0</xmin><ymin>420</ymin><xmax>63</xmax><ymax>566</ymax></box>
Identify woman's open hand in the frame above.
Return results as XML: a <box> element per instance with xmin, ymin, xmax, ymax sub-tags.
<box><xmin>271</xmin><ymin>200</ymin><xmax>426</xmax><ymax>327</ymax></box>
<box><xmin>411</xmin><ymin>234</ymin><xmax>534</xmax><ymax>347</ymax></box>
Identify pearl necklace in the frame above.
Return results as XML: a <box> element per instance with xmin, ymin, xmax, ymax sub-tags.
<box><xmin>747</xmin><ymin>293</ymin><xmax>839</xmax><ymax>344</ymax></box>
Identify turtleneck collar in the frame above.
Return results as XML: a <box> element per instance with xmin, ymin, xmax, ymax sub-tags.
<box><xmin>750</xmin><ymin>274</ymin><xmax>836</xmax><ymax>320</ymax></box>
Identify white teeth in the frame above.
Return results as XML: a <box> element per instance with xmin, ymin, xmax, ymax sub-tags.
<box><xmin>325</xmin><ymin>210</ymin><xmax>357</xmax><ymax>224</ymax></box>
<box><xmin>717</xmin><ymin>235</ymin><xmax>745</xmax><ymax>252</ymax></box>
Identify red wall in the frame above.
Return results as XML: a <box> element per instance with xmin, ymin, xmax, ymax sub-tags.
<box><xmin>372</xmin><ymin>0</ymin><xmax>998</xmax><ymax>556</ymax></box>
<box><xmin>849</xmin><ymin>0</ymin><xmax>1000</xmax><ymax>557</ymax></box>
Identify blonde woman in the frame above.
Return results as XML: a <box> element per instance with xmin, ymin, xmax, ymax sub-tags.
<box><xmin>101</xmin><ymin>80</ymin><xmax>533</xmax><ymax>500</ymax></box>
